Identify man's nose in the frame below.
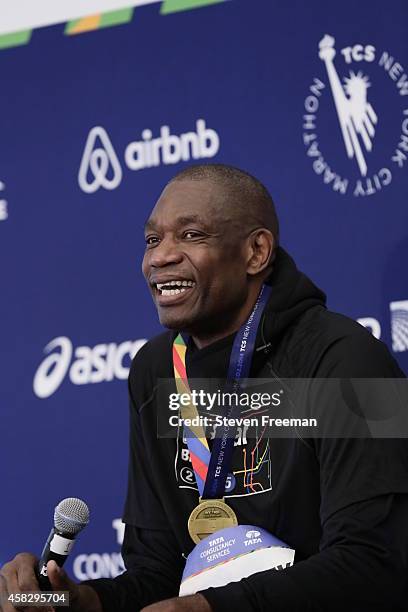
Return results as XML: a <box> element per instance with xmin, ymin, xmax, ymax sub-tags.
<box><xmin>149</xmin><ymin>237</ymin><xmax>183</xmax><ymax>267</ymax></box>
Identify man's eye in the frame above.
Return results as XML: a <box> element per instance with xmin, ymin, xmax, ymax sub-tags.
<box><xmin>183</xmin><ymin>231</ymin><xmax>203</xmax><ymax>239</ymax></box>
<box><xmin>145</xmin><ymin>236</ymin><xmax>159</xmax><ymax>245</ymax></box>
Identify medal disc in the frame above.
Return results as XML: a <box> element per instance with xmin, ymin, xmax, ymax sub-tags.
<box><xmin>188</xmin><ymin>498</ymin><xmax>238</xmax><ymax>544</ymax></box>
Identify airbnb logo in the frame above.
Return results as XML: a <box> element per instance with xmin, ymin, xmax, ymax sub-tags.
<box><xmin>78</xmin><ymin>119</ymin><xmax>220</xmax><ymax>194</ymax></box>
<box><xmin>78</xmin><ymin>127</ymin><xmax>123</xmax><ymax>194</ymax></box>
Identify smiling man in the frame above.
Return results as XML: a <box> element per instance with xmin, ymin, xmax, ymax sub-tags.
<box><xmin>1</xmin><ymin>164</ymin><xmax>408</xmax><ymax>612</ymax></box>
<box><xmin>142</xmin><ymin>170</ymin><xmax>277</xmax><ymax>347</ymax></box>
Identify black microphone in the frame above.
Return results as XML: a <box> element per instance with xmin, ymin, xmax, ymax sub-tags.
<box><xmin>37</xmin><ymin>497</ymin><xmax>90</xmax><ymax>590</ymax></box>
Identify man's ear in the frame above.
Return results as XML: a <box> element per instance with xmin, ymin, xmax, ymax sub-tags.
<box><xmin>246</xmin><ymin>229</ymin><xmax>274</xmax><ymax>276</ymax></box>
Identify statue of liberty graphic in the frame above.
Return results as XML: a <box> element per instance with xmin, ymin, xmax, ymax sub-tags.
<box><xmin>319</xmin><ymin>34</ymin><xmax>378</xmax><ymax>177</ymax></box>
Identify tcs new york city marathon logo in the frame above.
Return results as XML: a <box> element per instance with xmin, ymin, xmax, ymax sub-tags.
<box><xmin>78</xmin><ymin>119</ymin><xmax>220</xmax><ymax>194</ymax></box>
<box><xmin>302</xmin><ymin>34</ymin><xmax>408</xmax><ymax>197</ymax></box>
<box><xmin>33</xmin><ymin>336</ymin><xmax>146</xmax><ymax>398</ymax></box>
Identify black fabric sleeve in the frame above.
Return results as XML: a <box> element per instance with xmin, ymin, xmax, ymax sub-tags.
<box><xmin>200</xmin><ymin>335</ymin><xmax>408</xmax><ymax>612</ymax></box>
<box><xmin>200</xmin><ymin>493</ymin><xmax>408</xmax><ymax>612</ymax></box>
<box><xmin>81</xmin><ymin>361</ymin><xmax>184</xmax><ymax>611</ymax></box>
<box><xmin>314</xmin><ymin>332</ymin><xmax>406</xmax><ymax>378</ymax></box>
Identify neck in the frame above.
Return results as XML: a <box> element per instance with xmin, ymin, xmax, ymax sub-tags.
<box><xmin>190</xmin><ymin>283</ymin><xmax>263</xmax><ymax>349</ymax></box>
<box><xmin>191</xmin><ymin>325</ymin><xmax>241</xmax><ymax>350</ymax></box>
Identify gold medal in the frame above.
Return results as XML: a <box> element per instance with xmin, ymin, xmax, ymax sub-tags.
<box><xmin>188</xmin><ymin>498</ymin><xmax>238</xmax><ymax>544</ymax></box>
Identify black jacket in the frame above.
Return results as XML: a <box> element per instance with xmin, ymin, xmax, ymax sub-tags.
<box><xmin>87</xmin><ymin>247</ymin><xmax>408</xmax><ymax>611</ymax></box>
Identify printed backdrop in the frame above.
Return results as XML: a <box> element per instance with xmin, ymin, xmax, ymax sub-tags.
<box><xmin>1</xmin><ymin>0</ymin><xmax>408</xmax><ymax>580</ymax></box>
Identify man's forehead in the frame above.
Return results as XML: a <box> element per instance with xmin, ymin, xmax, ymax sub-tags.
<box><xmin>145</xmin><ymin>180</ymin><xmax>228</xmax><ymax>228</ymax></box>
<box><xmin>144</xmin><ymin>212</ymin><xmax>215</xmax><ymax>231</ymax></box>
<box><xmin>160</xmin><ymin>178</ymin><xmax>221</xmax><ymax>206</ymax></box>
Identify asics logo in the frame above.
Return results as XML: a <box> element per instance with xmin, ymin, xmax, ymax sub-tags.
<box><xmin>33</xmin><ymin>336</ymin><xmax>146</xmax><ymax>398</ymax></box>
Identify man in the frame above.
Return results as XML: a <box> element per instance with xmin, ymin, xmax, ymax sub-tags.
<box><xmin>1</xmin><ymin>164</ymin><xmax>408</xmax><ymax>612</ymax></box>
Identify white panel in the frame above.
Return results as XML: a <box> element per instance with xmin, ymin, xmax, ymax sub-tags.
<box><xmin>0</xmin><ymin>0</ymin><xmax>161</xmax><ymax>35</ymax></box>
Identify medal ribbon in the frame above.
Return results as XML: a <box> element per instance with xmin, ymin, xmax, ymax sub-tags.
<box><xmin>172</xmin><ymin>284</ymin><xmax>271</xmax><ymax>498</ymax></box>
<box><xmin>173</xmin><ymin>333</ymin><xmax>211</xmax><ymax>494</ymax></box>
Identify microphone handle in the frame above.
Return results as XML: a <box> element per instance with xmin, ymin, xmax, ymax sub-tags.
<box><xmin>37</xmin><ymin>528</ymin><xmax>76</xmax><ymax>591</ymax></box>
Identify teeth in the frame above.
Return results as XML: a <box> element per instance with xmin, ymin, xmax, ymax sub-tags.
<box><xmin>156</xmin><ymin>280</ymin><xmax>196</xmax><ymax>290</ymax></box>
<box><xmin>161</xmin><ymin>287</ymin><xmax>189</xmax><ymax>296</ymax></box>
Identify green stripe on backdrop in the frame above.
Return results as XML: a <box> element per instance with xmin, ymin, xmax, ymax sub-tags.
<box><xmin>161</xmin><ymin>0</ymin><xmax>225</xmax><ymax>15</ymax></box>
<box><xmin>65</xmin><ymin>8</ymin><xmax>134</xmax><ymax>35</ymax></box>
<box><xmin>0</xmin><ymin>30</ymin><xmax>32</xmax><ymax>50</ymax></box>
<box><xmin>0</xmin><ymin>1</ymin><xmax>226</xmax><ymax>50</ymax></box>
<box><xmin>64</xmin><ymin>18</ymin><xmax>86</xmax><ymax>34</ymax></box>
<box><xmin>99</xmin><ymin>8</ymin><xmax>134</xmax><ymax>28</ymax></box>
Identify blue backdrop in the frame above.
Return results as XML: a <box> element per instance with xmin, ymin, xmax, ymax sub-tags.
<box><xmin>1</xmin><ymin>0</ymin><xmax>407</xmax><ymax>580</ymax></box>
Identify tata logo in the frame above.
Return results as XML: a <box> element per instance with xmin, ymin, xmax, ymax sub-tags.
<box><xmin>33</xmin><ymin>336</ymin><xmax>146</xmax><ymax>398</ymax></box>
<box><xmin>302</xmin><ymin>34</ymin><xmax>408</xmax><ymax>197</ymax></box>
<box><xmin>245</xmin><ymin>530</ymin><xmax>261</xmax><ymax>539</ymax></box>
<box><xmin>244</xmin><ymin>530</ymin><xmax>262</xmax><ymax>546</ymax></box>
<box><xmin>78</xmin><ymin>119</ymin><xmax>220</xmax><ymax>194</ymax></box>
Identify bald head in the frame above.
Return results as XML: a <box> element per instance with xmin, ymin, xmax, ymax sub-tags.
<box><xmin>169</xmin><ymin>163</ymin><xmax>279</xmax><ymax>250</ymax></box>
<box><xmin>143</xmin><ymin>164</ymin><xmax>278</xmax><ymax>344</ymax></box>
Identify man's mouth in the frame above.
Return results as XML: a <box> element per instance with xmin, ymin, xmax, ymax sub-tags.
<box><xmin>154</xmin><ymin>279</ymin><xmax>196</xmax><ymax>297</ymax></box>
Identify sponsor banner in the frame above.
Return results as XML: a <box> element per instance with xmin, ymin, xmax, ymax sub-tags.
<box><xmin>1</xmin><ymin>0</ymin><xmax>407</xmax><ymax>574</ymax></box>
<box><xmin>71</xmin><ymin>519</ymin><xmax>125</xmax><ymax>580</ymax></box>
<box><xmin>302</xmin><ymin>34</ymin><xmax>408</xmax><ymax>197</ymax></box>
<box><xmin>0</xmin><ymin>1</ymin><xmax>226</xmax><ymax>48</ymax></box>
<box><xmin>78</xmin><ymin>120</ymin><xmax>220</xmax><ymax>194</ymax></box>
<box><xmin>180</xmin><ymin>525</ymin><xmax>294</xmax><ymax>595</ymax></box>
<box><xmin>33</xmin><ymin>337</ymin><xmax>147</xmax><ymax>398</ymax></box>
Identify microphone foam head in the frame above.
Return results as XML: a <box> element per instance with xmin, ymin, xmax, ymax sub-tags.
<box><xmin>54</xmin><ymin>498</ymin><xmax>90</xmax><ymax>535</ymax></box>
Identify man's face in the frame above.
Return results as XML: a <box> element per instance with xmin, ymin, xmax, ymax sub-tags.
<box><xmin>142</xmin><ymin>179</ymin><xmax>250</xmax><ymax>332</ymax></box>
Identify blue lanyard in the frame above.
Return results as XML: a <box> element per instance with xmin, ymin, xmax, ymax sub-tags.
<box><xmin>185</xmin><ymin>284</ymin><xmax>271</xmax><ymax>499</ymax></box>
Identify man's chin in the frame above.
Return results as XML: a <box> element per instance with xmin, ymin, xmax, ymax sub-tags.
<box><xmin>158</xmin><ymin>310</ymin><xmax>196</xmax><ymax>331</ymax></box>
